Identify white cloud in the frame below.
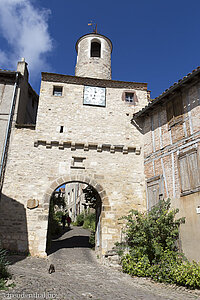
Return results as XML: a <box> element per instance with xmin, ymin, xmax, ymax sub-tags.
<box><xmin>0</xmin><ymin>0</ymin><xmax>53</xmax><ymax>76</ymax></box>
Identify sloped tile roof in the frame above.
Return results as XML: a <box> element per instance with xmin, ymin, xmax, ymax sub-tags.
<box><xmin>133</xmin><ymin>66</ymin><xmax>200</xmax><ymax>118</ymax></box>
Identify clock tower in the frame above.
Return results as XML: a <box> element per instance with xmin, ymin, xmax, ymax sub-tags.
<box><xmin>1</xmin><ymin>29</ymin><xmax>148</xmax><ymax>258</ymax></box>
<box><xmin>75</xmin><ymin>33</ymin><xmax>112</xmax><ymax>80</ymax></box>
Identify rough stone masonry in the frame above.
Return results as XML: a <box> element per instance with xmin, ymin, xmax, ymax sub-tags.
<box><xmin>0</xmin><ymin>33</ymin><xmax>148</xmax><ymax>257</ymax></box>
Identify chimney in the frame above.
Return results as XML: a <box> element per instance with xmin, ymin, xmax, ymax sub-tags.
<box><xmin>17</xmin><ymin>57</ymin><xmax>29</xmax><ymax>81</ymax></box>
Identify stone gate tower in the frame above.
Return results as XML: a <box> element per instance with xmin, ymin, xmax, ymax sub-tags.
<box><xmin>75</xmin><ymin>33</ymin><xmax>112</xmax><ymax>79</ymax></box>
<box><xmin>0</xmin><ymin>31</ymin><xmax>148</xmax><ymax>257</ymax></box>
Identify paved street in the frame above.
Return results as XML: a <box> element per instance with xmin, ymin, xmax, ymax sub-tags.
<box><xmin>0</xmin><ymin>226</ymin><xmax>200</xmax><ymax>300</ymax></box>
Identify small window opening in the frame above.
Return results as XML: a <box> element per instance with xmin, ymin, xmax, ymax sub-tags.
<box><xmin>125</xmin><ymin>93</ymin><xmax>134</xmax><ymax>103</ymax></box>
<box><xmin>91</xmin><ymin>42</ymin><xmax>101</xmax><ymax>58</ymax></box>
<box><xmin>166</xmin><ymin>95</ymin><xmax>183</xmax><ymax>126</ymax></box>
<box><xmin>60</xmin><ymin>126</ymin><xmax>64</xmax><ymax>133</ymax></box>
<box><xmin>53</xmin><ymin>86</ymin><xmax>63</xmax><ymax>96</ymax></box>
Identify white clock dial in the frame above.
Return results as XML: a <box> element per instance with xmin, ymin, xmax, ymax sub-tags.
<box><xmin>84</xmin><ymin>86</ymin><xmax>106</xmax><ymax>106</ymax></box>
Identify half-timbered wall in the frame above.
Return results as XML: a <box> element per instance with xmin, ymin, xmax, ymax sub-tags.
<box><xmin>143</xmin><ymin>81</ymin><xmax>200</xmax><ymax>262</ymax></box>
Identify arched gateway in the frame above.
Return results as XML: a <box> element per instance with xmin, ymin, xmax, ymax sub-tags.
<box><xmin>0</xmin><ymin>32</ymin><xmax>148</xmax><ymax>257</ymax></box>
<box><xmin>45</xmin><ymin>174</ymin><xmax>108</xmax><ymax>255</ymax></box>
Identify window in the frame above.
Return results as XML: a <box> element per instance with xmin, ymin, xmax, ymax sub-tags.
<box><xmin>147</xmin><ymin>175</ymin><xmax>164</xmax><ymax>210</ymax></box>
<box><xmin>166</xmin><ymin>95</ymin><xmax>183</xmax><ymax>127</ymax></box>
<box><xmin>53</xmin><ymin>86</ymin><xmax>63</xmax><ymax>96</ymax></box>
<box><xmin>178</xmin><ymin>149</ymin><xmax>200</xmax><ymax>195</ymax></box>
<box><xmin>125</xmin><ymin>93</ymin><xmax>134</xmax><ymax>103</ymax></box>
<box><xmin>71</xmin><ymin>156</ymin><xmax>86</xmax><ymax>169</ymax></box>
<box><xmin>122</xmin><ymin>91</ymin><xmax>137</xmax><ymax>104</ymax></box>
<box><xmin>91</xmin><ymin>42</ymin><xmax>101</xmax><ymax>57</ymax></box>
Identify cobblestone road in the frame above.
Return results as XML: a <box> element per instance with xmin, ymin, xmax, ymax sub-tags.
<box><xmin>1</xmin><ymin>226</ymin><xmax>200</xmax><ymax>300</ymax></box>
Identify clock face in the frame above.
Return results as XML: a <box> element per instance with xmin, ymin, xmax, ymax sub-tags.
<box><xmin>83</xmin><ymin>86</ymin><xmax>106</xmax><ymax>107</ymax></box>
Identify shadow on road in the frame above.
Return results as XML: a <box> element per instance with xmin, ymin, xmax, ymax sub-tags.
<box><xmin>7</xmin><ymin>253</ymin><xmax>28</xmax><ymax>265</ymax></box>
<box><xmin>47</xmin><ymin>227</ymin><xmax>92</xmax><ymax>255</ymax></box>
<box><xmin>51</xmin><ymin>227</ymin><xmax>72</xmax><ymax>239</ymax></box>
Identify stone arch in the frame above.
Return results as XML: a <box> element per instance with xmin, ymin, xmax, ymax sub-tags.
<box><xmin>43</xmin><ymin>173</ymin><xmax>111</xmax><ymax>255</ymax></box>
<box><xmin>44</xmin><ymin>174</ymin><xmax>108</xmax><ymax>207</ymax></box>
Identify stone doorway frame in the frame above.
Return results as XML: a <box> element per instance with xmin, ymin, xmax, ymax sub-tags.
<box><xmin>44</xmin><ymin>174</ymin><xmax>110</xmax><ymax>255</ymax></box>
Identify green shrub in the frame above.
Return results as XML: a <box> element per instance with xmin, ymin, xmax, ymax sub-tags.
<box><xmin>83</xmin><ymin>213</ymin><xmax>96</xmax><ymax>230</ymax></box>
<box><xmin>0</xmin><ymin>249</ymin><xmax>10</xmax><ymax>290</ymax></box>
<box><xmin>121</xmin><ymin>253</ymin><xmax>151</xmax><ymax>277</ymax></box>
<box><xmin>46</xmin><ymin>199</ymin><xmax>62</xmax><ymax>250</ymax></box>
<box><xmin>173</xmin><ymin>260</ymin><xmax>200</xmax><ymax>288</ymax></box>
<box><xmin>55</xmin><ymin>211</ymin><xmax>63</xmax><ymax>221</ymax></box>
<box><xmin>121</xmin><ymin>250</ymin><xmax>200</xmax><ymax>289</ymax></box>
<box><xmin>89</xmin><ymin>230</ymin><xmax>95</xmax><ymax>248</ymax></box>
<box><xmin>75</xmin><ymin>212</ymin><xmax>96</xmax><ymax>247</ymax></box>
<box><xmin>75</xmin><ymin>213</ymin><xmax>85</xmax><ymax>226</ymax></box>
<box><xmin>118</xmin><ymin>199</ymin><xmax>200</xmax><ymax>289</ymax></box>
<box><xmin>121</xmin><ymin>199</ymin><xmax>185</xmax><ymax>264</ymax></box>
<box><xmin>51</xmin><ymin>217</ymin><xmax>62</xmax><ymax>236</ymax></box>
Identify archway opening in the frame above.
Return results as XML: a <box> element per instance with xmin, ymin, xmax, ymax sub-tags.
<box><xmin>46</xmin><ymin>181</ymin><xmax>102</xmax><ymax>255</ymax></box>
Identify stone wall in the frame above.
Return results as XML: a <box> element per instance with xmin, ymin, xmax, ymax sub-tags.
<box><xmin>1</xmin><ymin>75</ymin><xmax>148</xmax><ymax>257</ymax></box>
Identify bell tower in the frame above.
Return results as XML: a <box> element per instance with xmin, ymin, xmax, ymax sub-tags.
<box><xmin>75</xmin><ymin>33</ymin><xmax>112</xmax><ymax>80</ymax></box>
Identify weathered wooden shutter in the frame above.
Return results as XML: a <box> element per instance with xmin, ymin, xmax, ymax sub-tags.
<box><xmin>179</xmin><ymin>155</ymin><xmax>190</xmax><ymax>193</ymax></box>
<box><xmin>173</xmin><ymin>96</ymin><xmax>183</xmax><ymax>118</ymax></box>
<box><xmin>147</xmin><ymin>176</ymin><xmax>163</xmax><ymax>210</ymax></box>
<box><xmin>166</xmin><ymin>102</ymin><xmax>173</xmax><ymax>122</ymax></box>
<box><xmin>179</xmin><ymin>150</ymin><xmax>200</xmax><ymax>193</ymax></box>
<box><xmin>166</xmin><ymin>96</ymin><xmax>183</xmax><ymax>128</ymax></box>
<box><xmin>187</xmin><ymin>151</ymin><xmax>200</xmax><ymax>190</ymax></box>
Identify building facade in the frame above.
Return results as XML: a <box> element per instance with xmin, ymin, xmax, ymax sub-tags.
<box><xmin>133</xmin><ymin>68</ymin><xmax>200</xmax><ymax>261</ymax></box>
<box><xmin>0</xmin><ymin>59</ymin><xmax>38</xmax><ymax>194</ymax></box>
<box><xmin>0</xmin><ymin>33</ymin><xmax>148</xmax><ymax>257</ymax></box>
<box><xmin>65</xmin><ymin>183</ymin><xmax>87</xmax><ymax>220</ymax></box>
<box><xmin>0</xmin><ymin>32</ymin><xmax>199</xmax><ymax>261</ymax></box>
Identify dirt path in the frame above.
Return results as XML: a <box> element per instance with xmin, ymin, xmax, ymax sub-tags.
<box><xmin>0</xmin><ymin>226</ymin><xmax>200</xmax><ymax>300</ymax></box>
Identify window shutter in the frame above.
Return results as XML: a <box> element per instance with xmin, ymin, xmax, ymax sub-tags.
<box><xmin>166</xmin><ymin>102</ymin><xmax>173</xmax><ymax>122</ymax></box>
<box><xmin>187</xmin><ymin>151</ymin><xmax>200</xmax><ymax>190</ymax></box>
<box><xmin>179</xmin><ymin>150</ymin><xmax>200</xmax><ymax>194</ymax></box>
<box><xmin>179</xmin><ymin>155</ymin><xmax>190</xmax><ymax>193</ymax></box>
<box><xmin>173</xmin><ymin>96</ymin><xmax>183</xmax><ymax>117</ymax></box>
<box><xmin>166</xmin><ymin>96</ymin><xmax>183</xmax><ymax>127</ymax></box>
<box><xmin>147</xmin><ymin>176</ymin><xmax>163</xmax><ymax>210</ymax></box>
<box><xmin>147</xmin><ymin>182</ymin><xmax>159</xmax><ymax>209</ymax></box>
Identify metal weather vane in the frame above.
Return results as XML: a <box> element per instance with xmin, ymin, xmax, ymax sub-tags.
<box><xmin>88</xmin><ymin>21</ymin><xmax>97</xmax><ymax>33</ymax></box>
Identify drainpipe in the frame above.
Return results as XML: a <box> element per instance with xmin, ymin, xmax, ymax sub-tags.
<box><xmin>0</xmin><ymin>72</ymin><xmax>19</xmax><ymax>198</ymax></box>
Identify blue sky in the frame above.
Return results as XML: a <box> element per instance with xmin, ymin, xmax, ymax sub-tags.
<box><xmin>0</xmin><ymin>0</ymin><xmax>200</xmax><ymax>98</ymax></box>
